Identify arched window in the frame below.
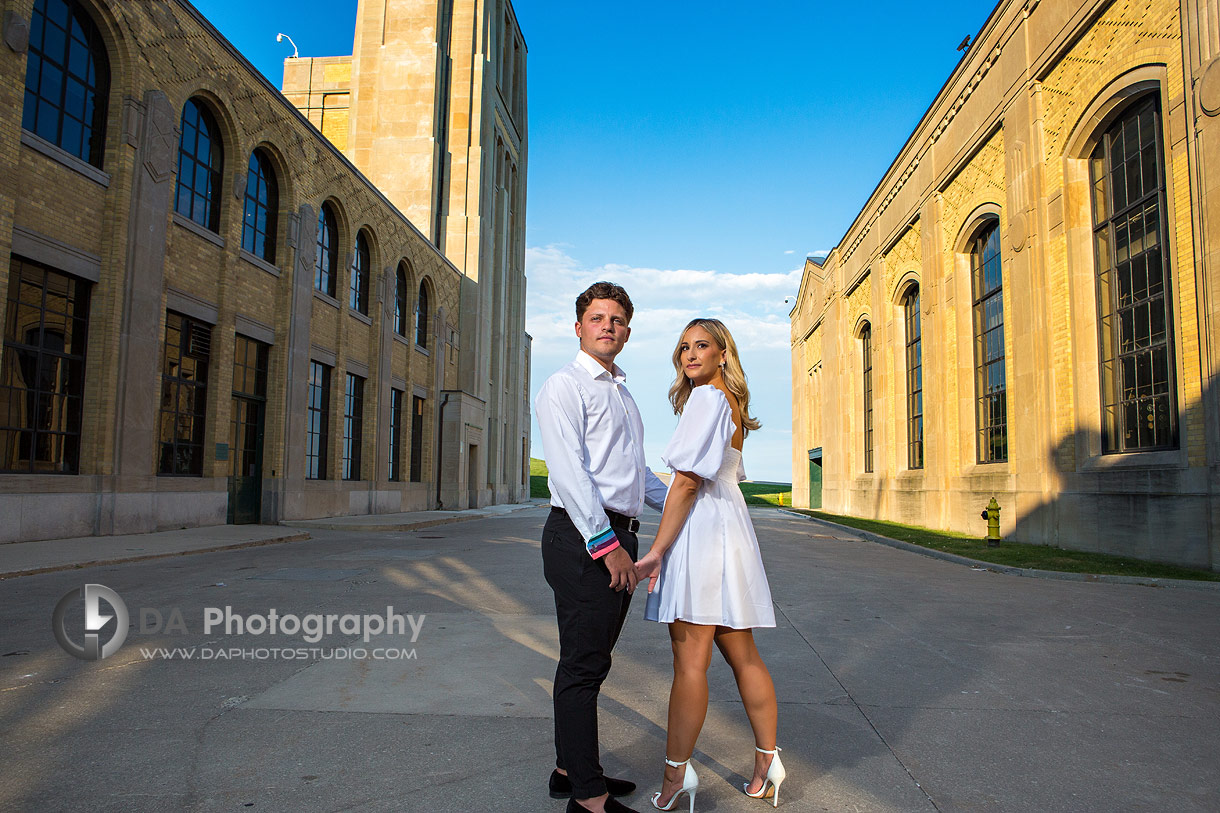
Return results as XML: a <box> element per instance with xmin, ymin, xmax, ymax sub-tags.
<box><xmin>415</xmin><ymin>281</ymin><xmax>429</xmax><ymax>348</ymax></box>
<box><xmin>350</xmin><ymin>231</ymin><xmax>370</xmax><ymax>315</ymax></box>
<box><xmin>861</xmin><ymin>323</ymin><xmax>873</xmax><ymax>473</ymax></box>
<box><xmin>1090</xmin><ymin>95</ymin><xmax>1176</xmax><ymax>452</ymax></box>
<box><xmin>175</xmin><ymin>99</ymin><xmax>223</xmax><ymax>232</ymax></box>
<box><xmin>395</xmin><ymin>265</ymin><xmax>409</xmax><ymax>337</ymax></box>
<box><xmin>22</xmin><ymin>0</ymin><xmax>110</xmax><ymax>168</ymax></box>
<box><xmin>241</xmin><ymin>149</ymin><xmax>277</xmax><ymax>262</ymax></box>
<box><xmin>971</xmin><ymin>221</ymin><xmax>1007</xmax><ymax>463</ymax></box>
<box><xmin>903</xmin><ymin>286</ymin><xmax>923</xmax><ymax>469</ymax></box>
<box><xmin>315</xmin><ymin>203</ymin><xmax>337</xmax><ymax>297</ymax></box>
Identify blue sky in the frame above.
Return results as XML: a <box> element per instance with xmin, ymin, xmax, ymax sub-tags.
<box><xmin>193</xmin><ymin>0</ymin><xmax>994</xmax><ymax>482</ymax></box>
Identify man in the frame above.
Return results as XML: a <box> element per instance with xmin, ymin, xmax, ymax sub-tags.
<box><xmin>536</xmin><ymin>282</ymin><xmax>668</xmax><ymax>813</ymax></box>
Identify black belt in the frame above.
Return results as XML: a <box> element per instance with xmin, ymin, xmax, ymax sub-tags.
<box><xmin>551</xmin><ymin>506</ymin><xmax>640</xmax><ymax>534</ymax></box>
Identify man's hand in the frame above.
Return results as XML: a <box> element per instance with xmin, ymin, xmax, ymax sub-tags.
<box><xmin>602</xmin><ymin>547</ymin><xmax>638</xmax><ymax>593</ymax></box>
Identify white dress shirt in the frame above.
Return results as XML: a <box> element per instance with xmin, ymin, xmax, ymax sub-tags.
<box><xmin>536</xmin><ymin>351</ymin><xmax>668</xmax><ymax>558</ymax></box>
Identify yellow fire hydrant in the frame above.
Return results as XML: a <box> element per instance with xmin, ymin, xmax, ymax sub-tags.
<box><xmin>981</xmin><ymin>497</ymin><xmax>1001</xmax><ymax>547</ymax></box>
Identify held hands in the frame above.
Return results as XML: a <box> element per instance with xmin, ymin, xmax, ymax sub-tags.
<box><xmin>602</xmin><ymin>546</ymin><xmax>639</xmax><ymax>593</ymax></box>
<box><xmin>634</xmin><ymin>550</ymin><xmax>662</xmax><ymax>594</ymax></box>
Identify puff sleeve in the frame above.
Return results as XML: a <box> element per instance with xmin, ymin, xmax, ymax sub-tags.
<box><xmin>661</xmin><ymin>385</ymin><xmax>735</xmax><ymax>480</ymax></box>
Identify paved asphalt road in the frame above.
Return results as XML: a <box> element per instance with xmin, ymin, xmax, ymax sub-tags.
<box><xmin>1</xmin><ymin>506</ymin><xmax>1217</xmax><ymax>812</ymax></box>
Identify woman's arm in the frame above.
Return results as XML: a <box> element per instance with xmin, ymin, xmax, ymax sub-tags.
<box><xmin>635</xmin><ymin>469</ymin><xmax>701</xmax><ymax>592</ymax></box>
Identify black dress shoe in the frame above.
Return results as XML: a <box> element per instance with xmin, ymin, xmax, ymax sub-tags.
<box><xmin>565</xmin><ymin>796</ymin><xmax>640</xmax><ymax>813</ymax></box>
<box><xmin>550</xmin><ymin>769</ymin><xmax>638</xmax><ymax>799</ymax></box>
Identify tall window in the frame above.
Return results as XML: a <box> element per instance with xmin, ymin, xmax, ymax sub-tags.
<box><xmin>410</xmin><ymin>395</ymin><xmax>425</xmax><ymax>482</ymax></box>
<box><xmin>241</xmin><ymin>150</ymin><xmax>277</xmax><ymax>262</ymax></box>
<box><xmin>158</xmin><ymin>312</ymin><xmax>211</xmax><ymax>476</ymax></box>
<box><xmin>350</xmin><ymin>231</ymin><xmax>369</xmax><ymax>315</ymax></box>
<box><xmin>229</xmin><ymin>335</ymin><xmax>268</xmax><ymax>479</ymax></box>
<box><xmin>971</xmin><ymin>221</ymin><xmax>1007</xmax><ymax>463</ymax></box>
<box><xmin>861</xmin><ymin>324</ymin><xmax>873</xmax><ymax>473</ymax></box>
<box><xmin>395</xmin><ymin>266</ymin><xmax>409</xmax><ymax>337</ymax></box>
<box><xmin>0</xmin><ymin>258</ymin><xmax>90</xmax><ymax>473</ymax></box>
<box><xmin>389</xmin><ymin>388</ymin><xmax>404</xmax><ymax>481</ymax></box>
<box><xmin>175</xmin><ymin>99</ymin><xmax>223</xmax><ymax>232</ymax></box>
<box><xmin>415</xmin><ymin>282</ymin><xmax>429</xmax><ymax>348</ymax></box>
<box><xmin>904</xmin><ymin>286</ymin><xmax>924</xmax><ymax>469</ymax></box>
<box><xmin>342</xmin><ymin>373</ymin><xmax>364</xmax><ymax>480</ymax></box>
<box><xmin>1091</xmin><ymin>96</ymin><xmax>1177</xmax><ymax>452</ymax></box>
<box><xmin>315</xmin><ymin>204</ymin><xmax>337</xmax><ymax>297</ymax></box>
<box><xmin>22</xmin><ymin>0</ymin><xmax>110</xmax><ymax>167</ymax></box>
<box><xmin>306</xmin><ymin>361</ymin><xmax>330</xmax><ymax>479</ymax></box>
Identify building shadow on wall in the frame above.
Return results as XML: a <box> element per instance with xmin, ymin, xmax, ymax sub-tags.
<box><xmin>1008</xmin><ymin>379</ymin><xmax>1216</xmax><ymax>572</ymax></box>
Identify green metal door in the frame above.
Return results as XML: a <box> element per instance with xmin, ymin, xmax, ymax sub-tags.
<box><xmin>808</xmin><ymin>448</ymin><xmax>822</xmax><ymax>509</ymax></box>
<box><xmin>227</xmin><ymin>337</ymin><xmax>269</xmax><ymax>524</ymax></box>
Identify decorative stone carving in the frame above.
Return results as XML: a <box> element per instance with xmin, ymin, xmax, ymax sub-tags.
<box><xmin>1201</xmin><ymin>57</ymin><xmax>1220</xmax><ymax>117</ymax></box>
<box><xmin>884</xmin><ymin>222</ymin><xmax>921</xmax><ymax>299</ymax></box>
<box><xmin>845</xmin><ymin>272</ymin><xmax>873</xmax><ymax>331</ymax></box>
<box><xmin>1009</xmin><ymin>213</ymin><xmax>1028</xmax><ymax>252</ymax></box>
<box><xmin>142</xmin><ymin>92</ymin><xmax>178</xmax><ymax>184</ymax></box>
<box><xmin>3</xmin><ymin>11</ymin><xmax>29</xmax><ymax>53</ymax></box>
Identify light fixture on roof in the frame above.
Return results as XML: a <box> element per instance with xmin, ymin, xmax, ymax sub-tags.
<box><xmin>276</xmin><ymin>33</ymin><xmax>299</xmax><ymax>59</ymax></box>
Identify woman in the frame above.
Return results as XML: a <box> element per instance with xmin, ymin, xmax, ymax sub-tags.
<box><xmin>635</xmin><ymin>318</ymin><xmax>785</xmax><ymax>812</ymax></box>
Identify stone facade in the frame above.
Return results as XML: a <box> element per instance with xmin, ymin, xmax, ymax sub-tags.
<box><xmin>790</xmin><ymin>0</ymin><xmax>1220</xmax><ymax>570</ymax></box>
<box><xmin>283</xmin><ymin>0</ymin><xmax>530</xmax><ymax>509</ymax></box>
<box><xmin>0</xmin><ymin>0</ymin><xmax>530</xmax><ymax>542</ymax></box>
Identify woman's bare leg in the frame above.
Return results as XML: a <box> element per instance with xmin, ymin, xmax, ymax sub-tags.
<box><xmin>714</xmin><ymin>627</ymin><xmax>778</xmax><ymax>794</ymax></box>
<box><xmin>657</xmin><ymin>620</ymin><xmax>716</xmax><ymax>805</ymax></box>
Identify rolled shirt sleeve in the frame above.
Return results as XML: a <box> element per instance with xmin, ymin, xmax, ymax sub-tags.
<box><xmin>535</xmin><ymin>375</ymin><xmax>620</xmax><ymax>559</ymax></box>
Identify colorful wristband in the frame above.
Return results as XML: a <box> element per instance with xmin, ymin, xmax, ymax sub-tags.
<box><xmin>587</xmin><ymin>527</ymin><xmax>620</xmax><ymax>559</ymax></box>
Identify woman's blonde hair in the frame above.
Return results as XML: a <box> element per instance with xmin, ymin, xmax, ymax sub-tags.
<box><xmin>668</xmin><ymin>318</ymin><xmax>761</xmax><ymax>437</ymax></box>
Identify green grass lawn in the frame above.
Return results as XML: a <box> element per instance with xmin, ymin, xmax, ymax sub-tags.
<box><xmin>530</xmin><ymin>458</ymin><xmax>793</xmax><ymax>507</ymax></box>
<box><xmin>529</xmin><ymin>457</ymin><xmax>550</xmax><ymax>499</ymax></box>
<box><xmin>739</xmin><ymin>482</ymin><xmax>794</xmax><ymax>507</ymax></box>
<box><xmin>789</xmin><ymin>508</ymin><xmax>1220</xmax><ymax>582</ymax></box>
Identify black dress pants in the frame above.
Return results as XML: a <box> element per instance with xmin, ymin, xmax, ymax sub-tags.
<box><xmin>541</xmin><ymin>508</ymin><xmax>638</xmax><ymax>800</ymax></box>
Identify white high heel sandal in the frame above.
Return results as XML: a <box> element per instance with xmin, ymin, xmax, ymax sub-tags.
<box><xmin>743</xmin><ymin>746</ymin><xmax>786</xmax><ymax>807</ymax></box>
<box><xmin>650</xmin><ymin>756</ymin><xmax>699</xmax><ymax>812</ymax></box>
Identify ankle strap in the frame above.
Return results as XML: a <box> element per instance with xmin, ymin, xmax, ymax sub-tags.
<box><xmin>754</xmin><ymin>746</ymin><xmax>782</xmax><ymax>755</ymax></box>
<box><xmin>664</xmin><ymin>756</ymin><xmax>690</xmax><ymax>768</ymax></box>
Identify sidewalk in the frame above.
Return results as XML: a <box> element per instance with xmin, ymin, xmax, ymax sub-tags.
<box><xmin>0</xmin><ymin>500</ymin><xmax>541</xmax><ymax>578</ymax></box>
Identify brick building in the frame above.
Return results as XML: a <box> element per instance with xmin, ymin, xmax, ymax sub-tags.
<box><xmin>0</xmin><ymin>0</ymin><xmax>530</xmax><ymax>542</ymax></box>
<box><xmin>789</xmin><ymin>0</ymin><xmax>1220</xmax><ymax>569</ymax></box>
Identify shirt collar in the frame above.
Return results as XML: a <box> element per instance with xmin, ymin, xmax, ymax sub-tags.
<box><xmin>575</xmin><ymin>350</ymin><xmax>626</xmax><ymax>383</ymax></box>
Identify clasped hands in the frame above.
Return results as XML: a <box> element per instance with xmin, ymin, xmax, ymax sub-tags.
<box><xmin>602</xmin><ymin>546</ymin><xmax>662</xmax><ymax>594</ymax></box>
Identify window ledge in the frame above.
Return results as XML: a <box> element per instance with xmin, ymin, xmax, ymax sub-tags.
<box><xmin>313</xmin><ymin>289</ymin><xmax>341</xmax><ymax>309</ymax></box>
<box><xmin>392</xmin><ymin>332</ymin><xmax>410</xmax><ymax>347</ymax></box>
<box><xmin>239</xmin><ymin>249</ymin><xmax>280</xmax><ymax>277</ymax></box>
<box><xmin>961</xmin><ymin>462</ymin><xmax>1012</xmax><ymax>478</ymax></box>
<box><xmin>20</xmin><ymin>129</ymin><xmax>110</xmax><ymax>188</ymax></box>
<box><xmin>172</xmin><ymin>212</ymin><xmax>224</xmax><ymax>247</ymax></box>
<box><xmin>1080</xmin><ymin>448</ymin><xmax>1186</xmax><ymax>471</ymax></box>
<box><xmin>349</xmin><ymin>310</ymin><xmax>373</xmax><ymax>326</ymax></box>
<box><xmin>414</xmin><ymin>344</ymin><xmax>430</xmax><ymax>357</ymax></box>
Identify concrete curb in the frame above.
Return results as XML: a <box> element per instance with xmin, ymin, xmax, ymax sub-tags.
<box><xmin>777</xmin><ymin>508</ymin><xmax>1220</xmax><ymax>592</ymax></box>
<box><xmin>0</xmin><ymin>531</ymin><xmax>312</xmax><ymax>580</ymax></box>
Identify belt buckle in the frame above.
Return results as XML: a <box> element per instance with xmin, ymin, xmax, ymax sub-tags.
<box><xmin>628</xmin><ymin>518</ymin><xmax>640</xmax><ymax>533</ymax></box>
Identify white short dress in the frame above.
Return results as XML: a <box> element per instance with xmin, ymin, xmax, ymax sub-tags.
<box><xmin>644</xmin><ymin>385</ymin><xmax>776</xmax><ymax>629</ymax></box>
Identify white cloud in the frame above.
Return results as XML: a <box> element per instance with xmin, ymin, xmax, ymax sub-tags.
<box><xmin>526</xmin><ymin>245</ymin><xmax>799</xmax><ymax>482</ymax></box>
